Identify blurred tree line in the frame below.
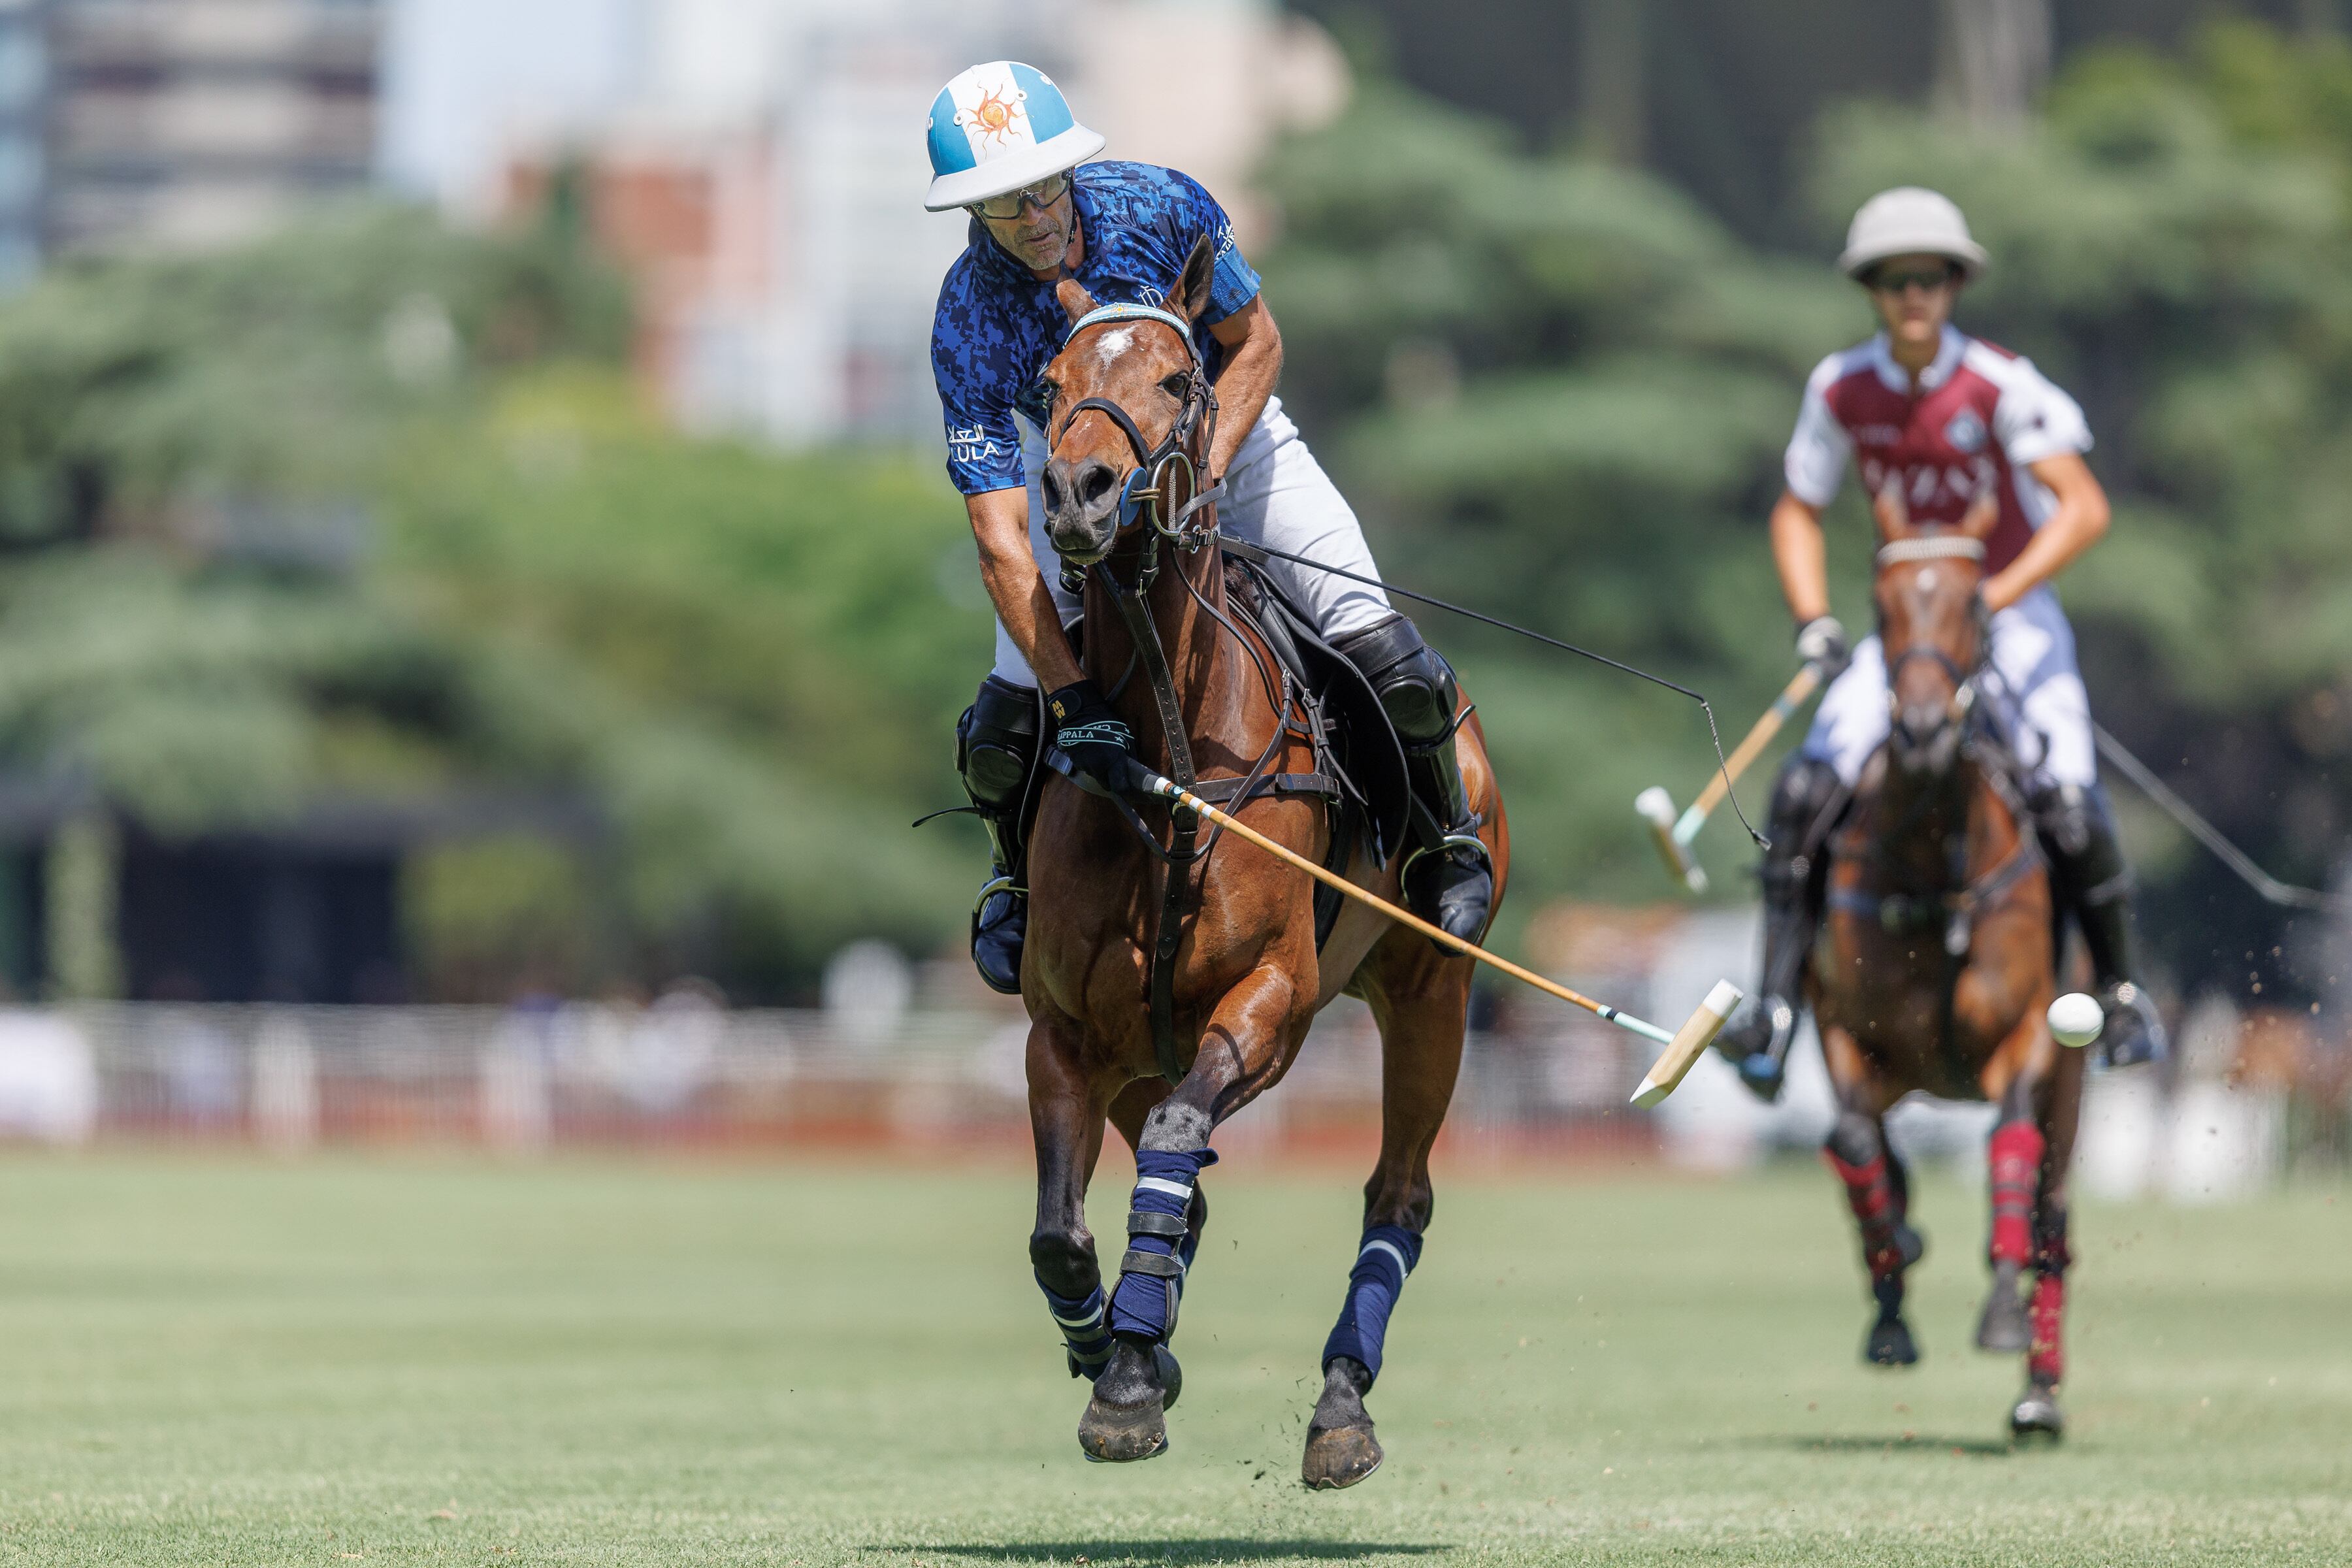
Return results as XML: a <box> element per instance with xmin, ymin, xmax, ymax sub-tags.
<box><xmin>1262</xmin><ymin>18</ymin><xmax>2352</xmax><ymax>1002</ymax></box>
<box><xmin>1</xmin><ymin>18</ymin><xmax>2344</xmax><ymax>1007</ymax></box>
<box><xmin>0</xmin><ymin>201</ymin><xmax>988</xmax><ymax>1002</ymax></box>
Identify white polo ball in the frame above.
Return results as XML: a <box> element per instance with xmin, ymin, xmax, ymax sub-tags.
<box><xmin>2048</xmin><ymin>991</ymin><xmax>2104</xmax><ymax>1049</ymax></box>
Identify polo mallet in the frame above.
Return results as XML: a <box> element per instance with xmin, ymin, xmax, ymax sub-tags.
<box><xmin>1635</xmin><ymin>662</ymin><xmax>1825</xmax><ymax>894</ymax></box>
<box><xmin>1132</xmin><ymin>769</ymin><xmax>1742</xmax><ymax>1107</ymax></box>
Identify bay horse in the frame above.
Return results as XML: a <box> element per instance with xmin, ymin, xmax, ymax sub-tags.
<box><xmin>1810</xmin><ymin>482</ymin><xmax>2079</xmax><ymax>1439</ymax></box>
<box><xmin>1021</xmin><ymin>235</ymin><xmax>1509</xmax><ymax>1485</ymax></box>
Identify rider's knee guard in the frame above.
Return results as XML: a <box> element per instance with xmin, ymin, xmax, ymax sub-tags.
<box><xmin>1718</xmin><ymin>755</ymin><xmax>1846</xmax><ymax>1090</ymax></box>
<box><xmin>958</xmin><ymin>676</ymin><xmax>1041</xmax><ymax>996</ymax></box>
<box><xmin>1331</xmin><ymin>614</ymin><xmax>1493</xmax><ymax>943</ymax></box>
<box><xmin>958</xmin><ymin>675</ymin><xmax>1041</xmax><ymax>867</ymax></box>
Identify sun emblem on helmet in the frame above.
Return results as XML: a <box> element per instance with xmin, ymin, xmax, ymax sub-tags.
<box><xmin>957</xmin><ymin>83</ymin><xmax>1027</xmax><ymax>146</ymax></box>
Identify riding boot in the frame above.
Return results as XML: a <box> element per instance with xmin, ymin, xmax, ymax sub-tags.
<box><xmin>1715</xmin><ymin>755</ymin><xmax>1844</xmax><ymax>1102</ymax></box>
<box><xmin>2033</xmin><ymin>782</ymin><xmax>2166</xmax><ymax>1067</ymax></box>
<box><xmin>956</xmin><ymin>674</ymin><xmax>1042</xmax><ymax>996</ymax></box>
<box><xmin>1332</xmin><ymin>615</ymin><xmax>1495</xmax><ymax>945</ymax></box>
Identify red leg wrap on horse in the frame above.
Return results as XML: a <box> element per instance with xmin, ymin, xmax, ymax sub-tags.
<box><xmin>1986</xmin><ymin>1120</ymin><xmax>2044</xmax><ymax>1266</ymax></box>
<box><xmin>1824</xmin><ymin>1148</ymin><xmax>1904</xmax><ymax>1277</ymax></box>
<box><xmin>2028</xmin><ymin>1271</ymin><xmax>2065</xmax><ymax>1384</ymax></box>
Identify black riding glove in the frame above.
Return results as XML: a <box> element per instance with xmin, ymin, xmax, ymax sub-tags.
<box><xmin>1047</xmin><ymin>679</ymin><xmax>1138</xmax><ymax>796</ymax></box>
<box><xmin>1795</xmin><ymin>615</ymin><xmax>1851</xmax><ymax>683</ymax></box>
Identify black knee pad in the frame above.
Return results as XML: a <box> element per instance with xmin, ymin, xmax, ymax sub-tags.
<box><xmin>2029</xmin><ymin>781</ymin><xmax>2105</xmax><ymax>858</ymax></box>
<box><xmin>1762</xmin><ymin>754</ymin><xmax>1845</xmax><ymax>891</ymax></box>
<box><xmin>957</xmin><ymin>675</ymin><xmax>1040</xmax><ymax>806</ymax></box>
<box><xmin>1335</xmin><ymin>615</ymin><xmax>1458</xmax><ymax>745</ymax></box>
<box><xmin>1825</xmin><ymin>1111</ymin><xmax>1882</xmax><ymax>1169</ymax></box>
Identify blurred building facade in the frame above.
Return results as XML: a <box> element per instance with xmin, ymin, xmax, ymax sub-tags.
<box><xmin>395</xmin><ymin>0</ymin><xmax>1347</xmax><ymax>445</ymax></box>
<box><xmin>1</xmin><ymin>0</ymin><xmax>383</xmax><ymax>270</ymax></box>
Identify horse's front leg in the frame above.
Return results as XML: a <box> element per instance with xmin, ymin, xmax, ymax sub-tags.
<box><xmin>1301</xmin><ymin>939</ymin><xmax>1471</xmax><ymax>1490</ymax></box>
<box><xmin>1077</xmin><ymin>965</ymin><xmax>1299</xmax><ymax>1463</ymax></box>
<box><xmin>1027</xmin><ymin>1010</ymin><xmax>1120</xmax><ymax>1390</ymax></box>
<box><xmin>1820</xmin><ymin>1024</ymin><xmax>1924</xmax><ymax>1365</ymax></box>
<box><xmin>1974</xmin><ymin>1004</ymin><xmax>2059</xmax><ymax>1359</ymax></box>
<box><xmin>2017</xmin><ymin>1028</ymin><xmax>2082</xmax><ymax>1439</ymax></box>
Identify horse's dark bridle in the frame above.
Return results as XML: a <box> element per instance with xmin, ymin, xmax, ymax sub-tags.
<box><xmin>1875</xmin><ymin>532</ymin><xmax>1990</xmax><ymax>720</ymax></box>
<box><xmin>1052</xmin><ymin>302</ymin><xmax>1224</xmax><ymax>565</ymax></box>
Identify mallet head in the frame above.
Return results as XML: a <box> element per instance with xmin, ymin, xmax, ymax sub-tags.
<box><xmin>1635</xmin><ymin>787</ymin><xmax>1707</xmax><ymax>894</ymax></box>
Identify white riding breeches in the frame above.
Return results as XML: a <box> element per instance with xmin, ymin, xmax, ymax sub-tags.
<box><xmin>988</xmin><ymin>395</ymin><xmax>1393</xmax><ymax>687</ymax></box>
<box><xmin>1801</xmin><ymin>585</ymin><xmax>2097</xmax><ymax>790</ymax></box>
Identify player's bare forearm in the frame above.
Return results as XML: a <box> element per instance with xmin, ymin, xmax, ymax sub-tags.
<box><xmin>968</xmin><ymin>487</ymin><xmax>1081</xmax><ymax>691</ymax></box>
<box><xmin>1983</xmin><ymin>453</ymin><xmax>2110</xmax><ymax>612</ymax></box>
<box><xmin>1769</xmin><ymin>491</ymin><xmax>1832</xmax><ymax>625</ymax></box>
<box><xmin>1207</xmin><ymin>297</ymin><xmax>1281</xmax><ymax>479</ymax></box>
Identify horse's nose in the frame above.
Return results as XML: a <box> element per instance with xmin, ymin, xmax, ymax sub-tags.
<box><xmin>1893</xmin><ymin>702</ymin><xmax>1950</xmax><ymax>762</ymax></box>
<box><xmin>1043</xmin><ymin>455</ymin><xmax>1122</xmax><ymax>559</ymax></box>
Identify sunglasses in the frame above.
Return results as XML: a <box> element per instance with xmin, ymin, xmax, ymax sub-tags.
<box><xmin>1871</xmin><ymin>265</ymin><xmax>1957</xmax><ymax>295</ymax></box>
<box><xmin>970</xmin><ymin>171</ymin><xmax>1073</xmax><ymax>221</ymax></box>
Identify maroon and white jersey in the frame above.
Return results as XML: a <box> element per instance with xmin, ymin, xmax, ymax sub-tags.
<box><xmin>1783</xmin><ymin>325</ymin><xmax>2091</xmax><ymax>575</ymax></box>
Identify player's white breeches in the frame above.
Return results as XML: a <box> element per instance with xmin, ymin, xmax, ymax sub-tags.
<box><xmin>1801</xmin><ymin>585</ymin><xmax>2097</xmax><ymax>790</ymax></box>
<box><xmin>989</xmin><ymin>395</ymin><xmax>1393</xmax><ymax>687</ymax></box>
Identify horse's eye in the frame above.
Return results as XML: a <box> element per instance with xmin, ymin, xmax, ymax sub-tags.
<box><xmin>1159</xmin><ymin>372</ymin><xmax>1192</xmax><ymax>400</ymax></box>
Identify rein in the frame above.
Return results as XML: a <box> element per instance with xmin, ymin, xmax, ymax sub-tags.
<box><xmin>1047</xmin><ymin>302</ymin><xmax>1324</xmax><ymax>1084</ymax></box>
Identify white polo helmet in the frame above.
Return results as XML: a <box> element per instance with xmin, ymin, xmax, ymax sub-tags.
<box><xmin>1837</xmin><ymin>187</ymin><xmax>1988</xmax><ymax>281</ymax></box>
<box><xmin>923</xmin><ymin>61</ymin><xmax>1105</xmax><ymax>212</ymax></box>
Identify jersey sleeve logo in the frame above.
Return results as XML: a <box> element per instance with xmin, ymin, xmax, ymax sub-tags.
<box><xmin>1943</xmin><ymin>408</ymin><xmax>1987</xmax><ymax>454</ymax></box>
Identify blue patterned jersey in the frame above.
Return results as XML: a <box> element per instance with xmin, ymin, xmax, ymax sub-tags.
<box><xmin>930</xmin><ymin>161</ymin><xmax>1264</xmax><ymax>495</ymax></box>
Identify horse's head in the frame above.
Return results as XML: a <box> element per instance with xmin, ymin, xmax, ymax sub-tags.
<box><xmin>1036</xmin><ymin>233</ymin><xmax>1219</xmax><ymax>564</ymax></box>
<box><xmin>1872</xmin><ymin>478</ymin><xmax>1998</xmax><ymax>780</ymax></box>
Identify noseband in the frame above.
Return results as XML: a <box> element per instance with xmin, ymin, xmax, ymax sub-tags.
<box><xmin>1876</xmin><ymin>533</ymin><xmax>1988</xmax><ymax>700</ymax></box>
<box><xmin>1053</xmin><ymin>302</ymin><xmax>1224</xmax><ymax>557</ymax></box>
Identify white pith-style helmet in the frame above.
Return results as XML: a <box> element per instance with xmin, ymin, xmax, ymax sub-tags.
<box><xmin>923</xmin><ymin>61</ymin><xmax>1105</xmax><ymax>212</ymax></box>
<box><xmin>1837</xmin><ymin>187</ymin><xmax>1989</xmax><ymax>281</ymax></box>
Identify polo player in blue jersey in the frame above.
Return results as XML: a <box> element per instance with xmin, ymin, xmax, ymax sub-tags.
<box><xmin>926</xmin><ymin>61</ymin><xmax>1494</xmax><ymax>994</ymax></box>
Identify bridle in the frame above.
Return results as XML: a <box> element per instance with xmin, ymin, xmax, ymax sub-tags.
<box><xmin>1052</xmin><ymin>302</ymin><xmax>1224</xmax><ymax>571</ymax></box>
<box><xmin>1876</xmin><ymin>532</ymin><xmax>1988</xmax><ymax>717</ymax></box>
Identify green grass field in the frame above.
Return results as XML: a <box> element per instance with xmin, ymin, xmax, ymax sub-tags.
<box><xmin>0</xmin><ymin>1152</ymin><xmax>2342</xmax><ymax>1566</ymax></box>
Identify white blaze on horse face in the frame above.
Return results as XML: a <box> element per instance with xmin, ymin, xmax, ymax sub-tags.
<box><xmin>1092</xmin><ymin>325</ymin><xmax>1137</xmax><ymax>369</ymax></box>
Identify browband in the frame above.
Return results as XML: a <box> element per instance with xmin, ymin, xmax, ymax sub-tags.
<box><xmin>1066</xmin><ymin>301</ymin><xmax>1197</xmax><ymax>349</ymax></box>
<box><xmin>1876</xmin><ymin>535</ymin><xmax>1986</xmax><ymax>566</ymax></box>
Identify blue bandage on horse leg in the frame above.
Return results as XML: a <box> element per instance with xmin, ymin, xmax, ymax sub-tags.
<box><xmin>1108</xmin><ymin>1147</ymin><xmax>1216</xmax><ymax>1342</ymax></box>
<box><xmin>1036</xmin><ymin>1275</ymin><xmax>1115</xmax><ymax>1380</ymax></box>
<box><xmin>1321</xmin><ymin>1224</ymin><xmax>1422</xmax><ymax>1385</ymax></box>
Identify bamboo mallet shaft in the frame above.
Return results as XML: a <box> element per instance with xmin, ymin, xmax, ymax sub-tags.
<box><xmin>1684</xmin><ymin>662</ymin><xmax>1822</xmax><ymax>826</ymax></box>
<box><xmin>1137</xmin><ymin>770</ymin><xmax>1739</xmax><ymax>1083</ymax></box>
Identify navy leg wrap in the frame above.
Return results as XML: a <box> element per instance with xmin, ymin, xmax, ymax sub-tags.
<box><xmin>1108</xmin><ymin>1147</ymin><xmax>1216</xmax><ymax>1342</ymax></box>
<box><xmin>1321</xmin><ymin>1224</ymin><xmax>1422</xmax><ymax>1386</ymax></box>
<box><xmin>1037</xmin><ymin>1276</ymin><xmax>1115</xmax><ymax>1380</ymax></box>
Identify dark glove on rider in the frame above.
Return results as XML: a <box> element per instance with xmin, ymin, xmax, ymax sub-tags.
<box><xmin>1795</xmin><ymin>615</ymin><xmax>1851</xmax><ymax>683</ymax></box>
<box><xmin>1047</xmin><ymin>678</ymin><xmax>1138</xmax><ymax>796</ymax></box>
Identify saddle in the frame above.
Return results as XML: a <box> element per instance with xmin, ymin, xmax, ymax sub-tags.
<box><xmin>1025</xmin><ymin>549</ymin><xmax>1413</xmax><ymax>1085</ymax></box>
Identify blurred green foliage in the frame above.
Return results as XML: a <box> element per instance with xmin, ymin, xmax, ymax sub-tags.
<box><xmin>1265</xmin><ymin>23</ymin><xmax>2352</xmax><ymax>993</ymax></box>
<box><xmin>0</xmin><ymin>202</ymin><xmax>985</xmax><ymax>1000</ymax></box>
<box><xmin>2</xmin><ymin>19</ymin><xmax>2345</xmax><ymax>1004</ymax></box>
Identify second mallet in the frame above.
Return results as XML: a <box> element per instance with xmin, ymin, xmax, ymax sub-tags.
<box><xmin>1635</xmin><ymin>661</ymin><xmax>1824</xmax><ymax>894</ymax></box>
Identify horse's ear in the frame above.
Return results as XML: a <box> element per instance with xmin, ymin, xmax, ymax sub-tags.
<box><xmin>1959</xmin><ymin>480</ymin><xmax>2001</xmax><ymax>541</ymax></box>
<box><xmin>1872</xmin><ymin>476</ymin><xmax>1913</xmax><ymax>541</ymax></box>
<box><xmin>1056</xmin><ymin>278</ymin><xmax>1098</xmax><ymax>325</ymax></box>
<box><xmin>1168</xmin><ymin>233</ymin><xmax>1217</xmax><ymax>324</ymax></box>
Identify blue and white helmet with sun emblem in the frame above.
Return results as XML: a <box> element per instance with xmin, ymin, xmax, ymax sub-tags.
<box><xmin>923</xmin><ymin>61</ymin><xmax>1105</xmax><ymax>212</ymax></box>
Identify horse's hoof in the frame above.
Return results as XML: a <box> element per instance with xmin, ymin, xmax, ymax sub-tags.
<box><xmin>1077</xmin><ymin>1391</ymin><xmax>1169</xmax><ymax>1463</ymax></box>
<box><xmin>1976</xmin><ymin>1276</ymin><xmax>2031</xmax><ymax>1355</ymax></box>
<box><xmin>1301</xmin><ymin>1423</ymin><xmax>1384</xmax><ymax>1490</ymax></box>
<box><xmin>2010</xmin><ymin>1382</ymin><xmax>2065</xmax><ymax>1441</ymax></box>
<box><xmin>1865</xmin><ymin>1315</ymin><xmax>1919</xmax><ymax>1367</ymax></box>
